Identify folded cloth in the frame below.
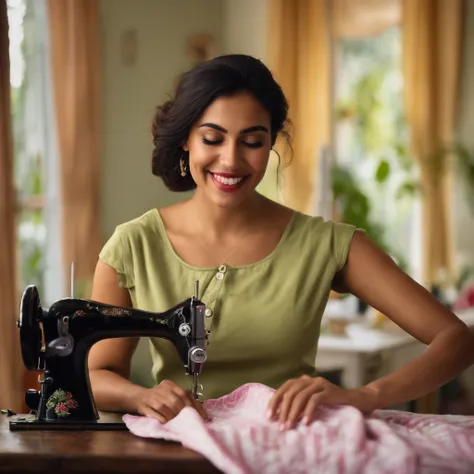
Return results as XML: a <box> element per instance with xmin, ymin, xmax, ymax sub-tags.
<box><xmin>123</xmin><ymin>383</ymin><xmax>474</xmax><ymax>474</ymax></box>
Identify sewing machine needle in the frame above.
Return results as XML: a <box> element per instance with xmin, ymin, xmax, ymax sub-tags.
<box><xmin>192</xmin><ymin>373</ymin><xmax>198</xmax><ymax>400</ymax></box>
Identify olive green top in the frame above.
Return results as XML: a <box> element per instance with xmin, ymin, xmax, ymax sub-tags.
<box><xmin>99</xmin><ymin>208</ymin><xmax>356</xmax><ymax>401</ymax></box>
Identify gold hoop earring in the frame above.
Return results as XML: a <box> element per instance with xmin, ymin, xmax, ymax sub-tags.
<box><xmin>180</xmin><ymin>158</ymin><xmax>187</xmax><ymax>177</ymax></box>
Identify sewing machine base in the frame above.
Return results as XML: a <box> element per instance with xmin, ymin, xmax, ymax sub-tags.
<box><xmin>8</xmin><ymin>411</ymin><xmax>126</xmax><ymax>431</ymax></box>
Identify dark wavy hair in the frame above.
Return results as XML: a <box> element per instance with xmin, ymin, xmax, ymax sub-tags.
<box><xmin>151</xmin><ymin>54</ymin><xmax>291</xmax><ymax>192</ymax></box>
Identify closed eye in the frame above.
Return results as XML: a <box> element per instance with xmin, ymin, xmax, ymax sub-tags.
<box><xmin>202</xmin><ymin>138</ymin><xmax>223</xmax><ymax>146</ymax></box>
<box><xmin>244</xmin><ymin>141</ymin><xmax>263</xmax><ymax>149</ymax></box>
<box><xmin>202</xmin><ymin>138</ymin><xmax>263</xmax><ymax>149</ymax></box>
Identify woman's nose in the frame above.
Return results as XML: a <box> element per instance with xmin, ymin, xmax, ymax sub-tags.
<box><xmin>220</xmin><ymin>141</ymin><xmax>241</xmax><ymax>168</ymax></box>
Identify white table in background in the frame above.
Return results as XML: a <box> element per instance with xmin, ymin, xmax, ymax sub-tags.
<box><xmin>316</xmin><ymin>309</ymin><xmax>474</xmax><ymax>394</ymax></box>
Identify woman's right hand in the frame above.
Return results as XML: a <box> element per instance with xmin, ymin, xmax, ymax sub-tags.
<box><xmin>134</xmin><ymin>379</ymin><xmax>208</xmax><ymax>423</ymax></box>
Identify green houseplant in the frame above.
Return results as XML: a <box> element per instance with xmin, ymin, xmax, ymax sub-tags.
<box><xmin>331</xmin><ymin>163</ymin><xmax>408</xmax><ymax>272</ymax></box>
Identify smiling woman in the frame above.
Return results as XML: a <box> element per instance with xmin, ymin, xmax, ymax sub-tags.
<box><xmin>151</xmin><ymin>54</ymin><xmax>291</xmax><ymax>195</ymax></box>
<box><xmin>182</xmin><ymin>93</ymin><xmax>274</xmax><ymax>208</ymax></box>
<box><xmin>87</xmin><ymin>54</ymin><xmax>474</xmax><ymax>429</ymax></box>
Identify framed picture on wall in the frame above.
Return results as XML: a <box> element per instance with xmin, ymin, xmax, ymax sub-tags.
<box><xmin>187</xmin><ymin>33</ymin><xmax>215</xmax><ymax>66</ymax></box>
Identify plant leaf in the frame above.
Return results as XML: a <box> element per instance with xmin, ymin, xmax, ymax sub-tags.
<box><xmin>375</xmin><ymin>160</ymin><xmax>390</xmax><ymax>183</ymax></box>
<box><xmin>396</xmin><ymin>181</ymin><xmax>422</xmax><ymax>199</ymax></box>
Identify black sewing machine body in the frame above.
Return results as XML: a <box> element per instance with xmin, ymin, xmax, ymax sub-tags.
<box><xmin>8</xmin><ymin>285</ymin><xmax>208</xmax><ymax>431</ymax></box>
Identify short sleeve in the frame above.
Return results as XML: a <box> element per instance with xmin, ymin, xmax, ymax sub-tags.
<box><xmin>331</xmin><ymin>222</ymin><xmax>358</xmax><ymax>272</ymax></box>
<box><xmin>99</xmin><ymin>227</ymin><xmax>134</xmax><ymax>289</ymax></box>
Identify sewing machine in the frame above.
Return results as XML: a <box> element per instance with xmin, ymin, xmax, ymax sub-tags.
<box><xmin>8</xmin><ymin>282</ymin><xmax>208</xmax><ymax>431</ymax></box>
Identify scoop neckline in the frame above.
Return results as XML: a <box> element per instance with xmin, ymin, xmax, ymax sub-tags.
<box><xmin>152</xmin><ymin>207</ymin><xmax>298</xmax><ymax>271</ymax></box>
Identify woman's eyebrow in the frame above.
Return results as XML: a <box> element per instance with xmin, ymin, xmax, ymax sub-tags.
<box><xmin>199</xmin><ymin>123</ymin><xmax>227</xmax><ymax>133</ymax></box>
<box><xmin>240</xmin><ymin>125</ymin><xmax>269</xmax><ymax>134</ymax></box>
<box><xmin>199</xmin><ymin>123</ymin><xmax>269</xmax><ymax>134</ymax></box>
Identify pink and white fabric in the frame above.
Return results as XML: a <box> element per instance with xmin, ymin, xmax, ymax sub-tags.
<box><xmin>123</xmin><ymin>383</ymin><xmax>474</xmax><ymax>474</ymax></box>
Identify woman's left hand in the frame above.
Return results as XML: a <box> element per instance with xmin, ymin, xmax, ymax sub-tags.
<box><xmin>267</xmin><ymin>375</ymin><xmax>378</xmax><ymax>430</ymax></box>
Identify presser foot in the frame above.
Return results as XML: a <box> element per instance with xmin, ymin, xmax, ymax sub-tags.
<box><xmin>191</xmin><ymin>374</ymin><xmax>204</xmax><ymax>401</ymax></box>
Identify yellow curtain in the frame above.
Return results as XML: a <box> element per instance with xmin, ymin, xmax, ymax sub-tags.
<box><xmin>0</xmin><ymin>0</ymin><xmax>22</xmax><ymax>412</ymax></box>
<box><xmin>402</xmin><ymin>0</ymin><xmax>463</xmax><ymax>284</ymax></box>
<box><xmin>334</xmin><ymin>0</ymin><xmax>400</xmax><ymax>38</ymax></box>
<box><xmin>47</xmin><ymin>0</ymin><xmax>102</xmax><ymax>294</ymax></box>
<box><xmin>267</xmin><ymin>0</ymin><xmax>331</xmax><ymax>214</ymax></box>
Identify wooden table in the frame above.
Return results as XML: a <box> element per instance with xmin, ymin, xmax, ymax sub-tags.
<box><xmin>0</xmin><ymin>415</ymin><xmax>221</xmax><ymax>474</ymax></box>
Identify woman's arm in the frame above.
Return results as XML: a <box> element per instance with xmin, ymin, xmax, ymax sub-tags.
<box><xmin>88</xmin><ymin>260</ymin><xmax>146</xmax><ymax>413</ymax></box>
<box><xmin>341</xmin><ymin>231</ymin><xmax>474</xmax><ymax>410</ymax></box>
<box><xmin>269</xmin><ymin>231</ymin><xmax>474</xmax><ymax>429</ymax></box>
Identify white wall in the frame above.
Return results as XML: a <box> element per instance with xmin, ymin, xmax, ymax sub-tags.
<box><xmin>223</xmin><ymin>0</ymin><xmax>268</xmax><ymax>61</ymax></box>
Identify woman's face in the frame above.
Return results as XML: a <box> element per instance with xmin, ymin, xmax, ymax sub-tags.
<box><xmin>184</xmin><ymin>91</ymin><xmax>272</xmax><ymax>209</ymax></box>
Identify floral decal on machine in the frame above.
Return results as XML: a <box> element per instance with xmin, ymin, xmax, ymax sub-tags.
<box><xmin>46</xmin><ymin>389</ymin><xmax>79</xmax><ymax>417</ymax></box>
<box><xmin>74</xmin><ymin>304</ymin><xmax>132</xmax><ymax>317</ymax></box>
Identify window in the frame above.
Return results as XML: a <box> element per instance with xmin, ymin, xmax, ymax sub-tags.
<box><xmin>8</xmin><ymin>0</ymin><xmax>62</xmax><ymax>304</ymax></box>
<box><xmin>333</xmin><ymin>24</ymin><xmax>421</xmax><ymax>279</ymax></box>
